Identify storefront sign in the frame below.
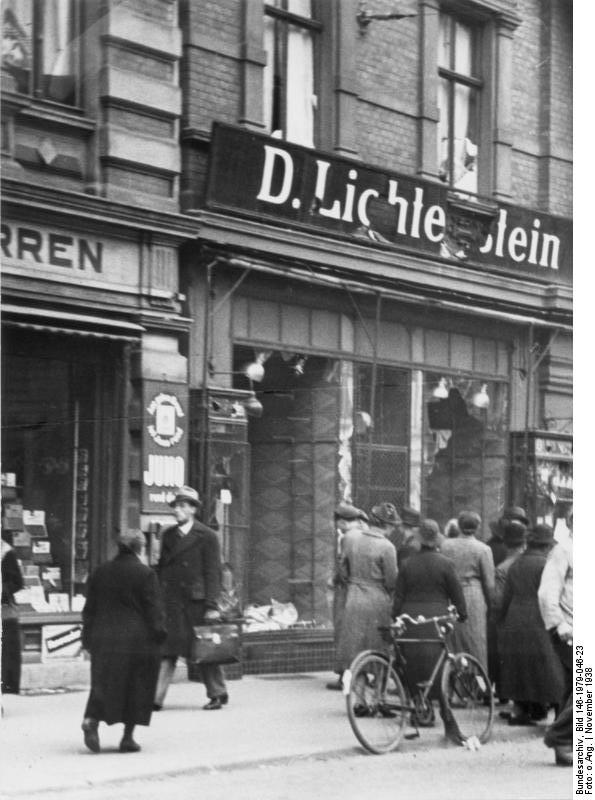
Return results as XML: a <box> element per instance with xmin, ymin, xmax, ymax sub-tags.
<box><xmin>206</xmin><ymin>123</ymin><xmax>572</xmax><ymax>284</ymax></box>
<box><xmin>0</xmin><ymin>221</ymin><xmax>141</xmax><ymax>290</ymax></box>
<box><xmin>142</xmin><ymin>382</ymin><xmax>188</xmax><ymax>513</ymax></box>
<box><xmin>42</xmin><ymin>624</ymin><xmax>83</xmax><ymax>661</ymax></box>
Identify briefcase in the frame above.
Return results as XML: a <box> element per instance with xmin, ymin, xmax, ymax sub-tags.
<box><xmin>191</xmin><ymin>623</ymin><xmax>241</xmax><ymax>665</ymax></box>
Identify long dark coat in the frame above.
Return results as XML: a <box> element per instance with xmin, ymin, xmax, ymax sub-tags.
<box><xmin>497</xmin><ymin>549</ymin><xmax>566</xmax><ymax>707</ymax></box>
<box><xmin>393</xmin><ymin>547</ymin><xmax>467</xmax><ymax>695</ymax></box>
<box><xmin>2</xmin><ymin>544</ymin><xmax>24</xmax><ymax>694</ymax></box>
<box><xmin>156</xmin><ymin>520</ymin><xmax>221</xmax><ymax>659</ymax></box>
<box><xmin>82</xmin><ymin>551</ymin><xmax>166</xmax><ymax>725</ymax></box>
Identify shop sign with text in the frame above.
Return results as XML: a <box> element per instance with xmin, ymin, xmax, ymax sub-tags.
<box><xmin>142</xmin><ymin>382</ymin><xmax>188</xmax><ymax>513</ymax></box>
<box><xmin>0</xmin><ymin>220</ymin><xmax>141</xmax><ymax>290</ymax></box>
<box><xmin>206</xmin><ymin>123</ymin><xmax>572</xmax><ymax>284</ymax></box>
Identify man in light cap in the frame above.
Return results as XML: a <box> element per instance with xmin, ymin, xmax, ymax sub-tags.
<box><xmin>153</xmin><ymin>486</ymin><xmax>228</xmax><ymax>710</ymax></box>
<box><xmin>81</xmin><ymin>530</ymin><xmax>166</xmax><ymax>753</ymax></box>
<box><xmin>326</xmin><ymin>502</ymin><xmax>369</xmax><ymax>690</ymax></box>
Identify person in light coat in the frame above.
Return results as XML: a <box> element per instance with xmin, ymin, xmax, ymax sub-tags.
<box><xmin>539</xmin><ymin>510</ymin><xmax>573</xmax><ymax>766</ymax></box>
<box><xmin>335</xmin><ymin>507</ymin><xmax>398</xmax><ymax>673</ymax></box>
<box><xmin>440</xmin><ymin>510</ymin><xmax>494</xmax><ymax>669</ymax></box>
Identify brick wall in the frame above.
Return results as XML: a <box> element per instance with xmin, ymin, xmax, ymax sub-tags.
<box><xmin>179</xmin><ymin>1</ymin><xmax>571</xmax><ymax>217</ymax></box>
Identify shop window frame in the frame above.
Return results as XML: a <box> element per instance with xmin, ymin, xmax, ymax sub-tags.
<box><xmin>437</xmin><ymin>8</ymin><xmax>484</xmax><ymax>194</ymax></box>
<box><xmin>263</xmin><ymin>0</ymin><xmax>323</xmax><ymax>148</ymax></box>
<box><xmin>1</xmin><ymin>0</ymin><xmax>83</xmax><ymax>109</ymax></box>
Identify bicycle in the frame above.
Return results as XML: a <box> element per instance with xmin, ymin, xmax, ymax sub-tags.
<box><xmin>344</xmin><ymin>607</ymin><xmax>494</xmax><ymax>754</ymax></box>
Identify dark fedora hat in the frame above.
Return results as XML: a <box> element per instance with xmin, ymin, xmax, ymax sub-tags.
<box><xmin>169</xmin><ymin>485</ymin><xmax>202</xmax><ymax>508</ymax></box>
<box><xmin>334</xmin><ymin>502</ymin><xmax>368</xmax><ymax>522</ymax></box>
<box><xmin>370</xmin><ymin>502</ymin><xmax>401</xmax><ymax>527</ymax></box>
<box><xmin>527</xmin><ymin>523</ymin><xmax>554</xmax><ymax>547</ymax></box>
<box><xmin>501</xmin><ymin>505</ymin><xmax>529</xmax><ymax>526</ymax></box>
<box><xmin>502</xmin><ymin>519</ymin><xmax>526</xmax><ymax>548</ymax></box>
<box><xmin>458</xmin><ymin>510</ymin><xmax>481</xmax><ymax>533</ymax></box>
<box><xmin>401</xmin><ymin>506</ymin><xmax>421</xmax><ymax>526</ymax></box>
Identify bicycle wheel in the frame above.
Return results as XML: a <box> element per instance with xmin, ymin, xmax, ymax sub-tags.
<box><xmin>346</xmin><ymin>650</ymin><xmax>408</xmax><ymax>754</ymax></box>
<box><xmin>440</xmin><ymin>652</ymin><xmax>494</xmax><ymax>743</ymax></box>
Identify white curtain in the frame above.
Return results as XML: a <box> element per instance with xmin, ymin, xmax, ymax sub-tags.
<box><xmin>338</xmin><ymin>360</ymin><xmax>354</xmax><ymax>504</ymax></box>
<box><xmin>263</xmin><ymin>15</ymin><xmax>275</xmax><ymax>134</ymax></box>
<box><xmin>2</xmin><ymin>0</ymin><xmax>32</xmax><ymax>70</ymax></box>
<box><xmin>286</xmin><ymin>23</ymin><xmax>314</xmax><ymax>147</ymax></box>
<box><xmin>43</xmin><ymin>0</ymin><xmax>72</xmax><ymax>76</ymax></box>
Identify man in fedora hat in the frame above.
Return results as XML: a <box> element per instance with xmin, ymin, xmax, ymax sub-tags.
<box><xmin>153</xmin><ymin>486</ymin><xmax>228</xmax><ymax>710</ymax></box>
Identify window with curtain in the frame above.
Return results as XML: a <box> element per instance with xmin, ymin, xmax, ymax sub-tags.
<box><xmin>437</xmin><ymin>11</ymin><xmax>482</xmax><ymax>193</ymax></box>
<box><xmin>263</xmin><ymin>0</ymin><xmax>320</xmax><ymax>148</ymax></box>
<box><xmin>1</xmin><ymin>0</ymin><xmax>78</xmax><ymax>105</ymax></box>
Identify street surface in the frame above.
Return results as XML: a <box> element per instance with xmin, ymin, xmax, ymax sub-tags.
<box><xmin>0</xmin><ymin>672</ymin><xmax>572</xmax><ymax>800</ymax></box>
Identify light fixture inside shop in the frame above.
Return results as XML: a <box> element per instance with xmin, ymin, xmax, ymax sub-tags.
<box><xmin>244</xmin><ymin>351</ymin><xmax>269</xmax><ymax>383</ymax></box>
<box><xmin>244</xmin><ymin>391</ymin><xmax>264</xmax><ymax>418</ymax></box>
<box><xmin>472</xmin><ymin>383</ymin><xmax>490</xmax><ymax>409</ymax></box>
<box><xmin>432</xmin><ymin>377</ymin><xmax>449</xmax><ymax>399</ymax></box>
<box><xmin>292</xmin><ymin>355</ymin><xmax>307</xmax><ymax>376</ymax></box>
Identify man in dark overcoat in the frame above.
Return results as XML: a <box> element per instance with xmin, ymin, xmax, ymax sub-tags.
<box><xmin>153</xmin><ymin>485</ymin><xmax>227</xmax><ymax>710</ymax></box>
<box><xmin>81</xmin><ymin>530</ymin><xmax>166</xmax><ymax>754</ymax></box>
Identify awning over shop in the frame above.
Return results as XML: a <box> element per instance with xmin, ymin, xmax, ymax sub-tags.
<box><xmin>213</xmin><ymin>254</ymin><xmax>573</xmax><ymax>333</ymax></box>
<box><xmin>1</xmin><ymin>303</ymin><xmax>145</xmax><ymax>342</ymax></box>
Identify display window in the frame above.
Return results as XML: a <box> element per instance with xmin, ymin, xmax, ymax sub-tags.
<box><xmin>1</xmin><ymin>336</ymin><xmax>100</xmax><ymax>613</ymax></box>
<box><xmin>423</xmin><ymin>372</ymin><xmax>509</xmax><ymax>534</ymax></box>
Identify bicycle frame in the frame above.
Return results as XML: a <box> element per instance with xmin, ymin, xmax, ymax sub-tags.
<box><xmin>380</xmin><ymin>612</ymin><xmax>457</xmax><ymax>712</ymax></box>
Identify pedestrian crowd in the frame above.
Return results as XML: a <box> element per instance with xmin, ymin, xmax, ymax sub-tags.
<box><xmin>1</xmin><ymin>485</ymin><xmax>572</xmax><ymax>769</ymax></box>
<box><xmin>327</xmin><ymin>500</ymin><xmax>573</xmax><ymax>766</ymax></box>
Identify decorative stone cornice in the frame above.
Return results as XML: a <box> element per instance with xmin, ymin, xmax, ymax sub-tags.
<box><xmin>1</xmin><ymin>179</ymin><xmax>199</xmax><ymax>241</ymax></box>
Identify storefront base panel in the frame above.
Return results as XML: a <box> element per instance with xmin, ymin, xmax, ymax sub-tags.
<box><xmin>18</xmin><ymin>631</ymin><xmax>337</xmax><ymax>691</ymax></box>
<box><xmin>21</xmin><ymin>659</ymin><xmax>90</xmax><ymax>693</ymax></box>
<box><xmin>241</xmin><ymin>629</ymin><xmax>335</xmax><ymax>675</ymax></box>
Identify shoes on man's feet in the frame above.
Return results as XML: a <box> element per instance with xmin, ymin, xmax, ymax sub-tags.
<box><xmin>508</xmin><ymin>714</ymin><xmax>535</xmax><ymax>726</ymax></box>
<box><xmin>219</xmin><ymin>693</ymin><xmax>229</xmax><ymax>706</ymax></box>
<box><xmin>119</xmin><ymin>737</ymin><xmax>141</xmax><ymax>753</ymax></box>
<box><xmin>554</xmin><ymin>746</ymin><xmax>573</xmax><ymax>766</ymax></box>
<box><xmin>81</xmin><ymin>718</ymin><xmax>100</xmax><ymax>753</ymax></box>
<box><xmin>326</xmin><ymin>678</ymin><xmax>343</xmax><ymax>691</ymax></box>
<box><xmin>203</xmin><ymin>697</ymin><xmax>223</xmax><ymax>710</ymax></box>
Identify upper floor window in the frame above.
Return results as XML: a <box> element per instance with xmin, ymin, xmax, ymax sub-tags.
<box><xmin>1</xmin><ymin>0</ymin><xmax>79</xmax><ymax>106</ymax></box>
<box><xmin>437</xmin><ymin>11</ymin><xmax>482</xmax><ymax>193</ymax></box>
<box><xmin>263</xmin><ymin>0</ymin><xmax>320</xmax><ymax>148</ymax></box>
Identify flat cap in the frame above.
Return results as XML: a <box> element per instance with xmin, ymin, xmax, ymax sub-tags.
<box><xmin>334</xmin><ymin>502</ymin><xmax>368</xmax><ymax>522</ymax></box>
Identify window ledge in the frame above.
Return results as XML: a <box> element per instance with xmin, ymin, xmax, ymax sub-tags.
<box><xmin>17</xmin><ymin>102</ymin><xmax>96</xmax><ymax>134</ymax></box>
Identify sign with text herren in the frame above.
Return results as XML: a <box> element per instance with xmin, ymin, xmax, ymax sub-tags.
<box><xmin>206</xmin><ymin>123</ymin><xmax>572</xmax><ymax>285</ymax></box>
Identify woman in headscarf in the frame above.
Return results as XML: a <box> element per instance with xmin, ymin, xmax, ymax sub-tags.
<box><xmin>81</xmin><ymin>530</ymin><xmax>166</xmax><ymax>753</ymax></box>
<box><xmin>440</xmin><ymin>510</ymin><xmax>495</xmax><ymax>669</ymax></box>
<box><xmin>498</xmin><ymin>524</ymin><xmax>566</xmax><ymax>725</ymax></box>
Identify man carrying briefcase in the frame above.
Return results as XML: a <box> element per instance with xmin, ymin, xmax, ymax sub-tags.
<box><xmin>153</xmin><ymin>486</ymin><xmax>229</xmax><ymax>710</ymax></box>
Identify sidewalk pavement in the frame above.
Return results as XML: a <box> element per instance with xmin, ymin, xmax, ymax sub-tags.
<box><xmin>0</xmin><ymin>671</ymin><xmax>551</xmax><ymax>798</ymax></box>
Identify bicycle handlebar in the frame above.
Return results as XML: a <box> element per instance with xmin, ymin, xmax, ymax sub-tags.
<box><xmin>392</xmin><ymin>606</ymin><xmax>459</xmax><ymax>629</ymax></box>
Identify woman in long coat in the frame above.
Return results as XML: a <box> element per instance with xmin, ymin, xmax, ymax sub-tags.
<box><xmin>440</xmin><ymin>510</ymin><xmax>494</xmax><ymax>669</ymax></box>
<box><xmin>81</xmin><ymin>531</ymin><xmax>166</xmax><ymax>753</ymax></box>
<box><xmin>335</xmin><ymin>510</ymin><xmax>397</xmax><ymax>672</ymax></box>
<box><xmin>498</xmin><ymin>524</ymin><xmax>566</xmax><ymax>725</ymax></box>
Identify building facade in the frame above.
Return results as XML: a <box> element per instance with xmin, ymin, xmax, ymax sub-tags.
<box><xmin>1</xmin><ymin>0</ymin><xmax>571</xmax><ymax>677</ymax></box>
